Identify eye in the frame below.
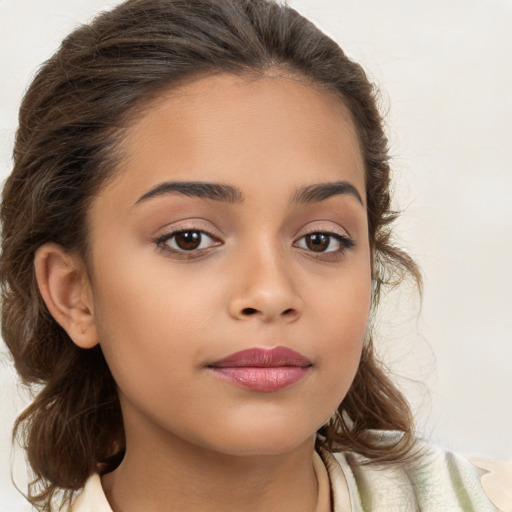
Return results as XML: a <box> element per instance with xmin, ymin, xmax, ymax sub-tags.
<box><xmin>156</xmin><ymin>229</ymin><xmax>221</xmax><ymax>253</ymax></box>
<box><xmin>295</xmin><ymin>232</ymin><xmax>354</xmax><ymax>254</ymax></box>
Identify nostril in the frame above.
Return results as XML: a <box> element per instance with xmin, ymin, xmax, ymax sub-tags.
<box><xmin>282</xmin><ymin>308</ymin><xmax>295</xmax><ymax>316</ymax></box>
<box><xmin>242</xmin><ymin>307</ymin><xmax>258</xmax><ymax>315</ymax></box>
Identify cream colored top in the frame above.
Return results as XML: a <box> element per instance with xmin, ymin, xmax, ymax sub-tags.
<box><xmin>72</xmin><ymin>433</ymin><xmax>512</xmax><ymax>512</ymax></box>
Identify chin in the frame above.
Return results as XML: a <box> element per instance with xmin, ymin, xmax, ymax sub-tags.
<box><xmin>200</xmin><ymin>421</ymin><xmax>318</xmax><ymax>458</ymax></box>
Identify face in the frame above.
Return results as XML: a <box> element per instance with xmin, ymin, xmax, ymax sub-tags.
<box><xmin>86</xmin><ymin>74</ymin><xmax>371</xmax><ymax>456</ymax></box>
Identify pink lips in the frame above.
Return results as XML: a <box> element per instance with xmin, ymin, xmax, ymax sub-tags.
<box><xmin>208</xmin><ymin>346</ymin><xmax>312</xmax><ymax>392</ymax></box>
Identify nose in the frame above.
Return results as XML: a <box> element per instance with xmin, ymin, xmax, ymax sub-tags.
<box><xmin>228</xmin><ymin>244</ymin><xmax>303</xmax><ymax>323</ymax></box>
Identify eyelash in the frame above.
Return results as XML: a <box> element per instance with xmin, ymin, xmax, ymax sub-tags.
<box><xmin>155</xmin><ymin>227</ymin><xmax>221</xmax><ymax>258</ymax></box>
<box><xmin>154</xmin><ymin>227</ymin><xmax>355</xmax><ymax>259</ymax></box>
<box><xmin>294</xmin><ymin>230</ymin><xmax>355</xmax><ymax>259</ymax></box>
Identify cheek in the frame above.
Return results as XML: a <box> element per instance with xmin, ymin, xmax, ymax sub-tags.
<box><xmin>312</xmin><ymin>249</ymin><xmax>372</xmax><ymax>330</ymax></box>
<box><xmin>92</xmin><ymin>275</ymin><xmax>209</xmax><ymax>359</ymax></box>
<box><xmin>91</xmin><ymin>274</ymin><xmax>213</xmax><ymax>432</ymax></box>
<box><xmin>88</xmin><ymin>247</ymin><xmax>213</xmax><ymax>387</ymax></box>
<box><xmin>313</xmin><ymin>258</ymin><xmax>372</xmax><ymax>384</ymax></box>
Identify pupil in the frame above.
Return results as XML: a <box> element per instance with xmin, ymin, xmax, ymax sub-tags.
<box><xmin>175</xmin><ymin>231</ymin><xmax>201</xmax><ymax>250</ymax></box>
<box><xmin>306</xmin><ymin>233</ymin><xmax>329</xmax><ymax>252</ymax></box>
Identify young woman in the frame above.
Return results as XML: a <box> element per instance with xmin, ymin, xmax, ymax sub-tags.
<box><xmin>1</xmin><ymin>1</ymin><xmax>510</xmax><ymax>511</ymax></box>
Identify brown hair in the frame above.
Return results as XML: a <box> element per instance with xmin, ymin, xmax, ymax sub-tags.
<box><xmin>1</xmin><ymin>0</ymin><xmax>421</xmax><ymax>509</ymax></box>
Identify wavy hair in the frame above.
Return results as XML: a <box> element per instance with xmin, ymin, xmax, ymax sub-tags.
<box><xmin>1</xmin><ymin>0</ymin><xmax>421</xmax><ymax>509</ymax></box>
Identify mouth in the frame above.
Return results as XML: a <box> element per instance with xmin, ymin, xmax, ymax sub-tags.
<box><xmin>208</xmin><ymin>346</ymin><xmax>312</xmax><ymax>392</ymax></box>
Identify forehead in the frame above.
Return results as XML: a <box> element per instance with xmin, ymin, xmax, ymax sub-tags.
<box><xmin>101</xmin><ymin>73</ymin><xmax>365</xmax><ymax>204</ymax></box>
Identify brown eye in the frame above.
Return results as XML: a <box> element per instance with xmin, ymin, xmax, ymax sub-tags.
<box><xmin>174</xmin><ymin>231</ymin><xmax>202</xmax><ymax>250</ymax></box>
<box><xmin>304</xmin><ymin>233</ymin><xmax>330</xmax><ymax>252</ymax></box>
<box><xmin>158</xmin><ymin>229</ymin><xmax>220</xmax><ymax>253</ymax></box>
<box><xmin>295</xmin><ymin>232</ymin><xmax>355</xmax><ymax>254</ymax></box>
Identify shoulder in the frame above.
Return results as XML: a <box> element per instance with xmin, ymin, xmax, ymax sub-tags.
<box><xmin>71</xmin><ymin>474</ymin><xmax>113</xmax><ymax>512</ymax></box>
<box><xmin>468</xmin><ymin>457</ymin><xmax>512</xmax><ymax>512</ymax></box>
<box><xmin>321</xmin><ymin>431</ymin><xmax>512</xmax><ymax>512</ymax></box>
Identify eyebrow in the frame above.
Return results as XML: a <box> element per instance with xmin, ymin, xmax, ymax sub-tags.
<box><xmin>135</xmin><ymin>181</ymin><xmax>244</xmax><ymax>205</ymax></box>
<box><xmin>134</xmin><ymin>179</ymin><xmax>363</xmax><ymax>206</ymax></box>
<box><xmin>292</xmin><ymin>181</ymin><xmax>364</xmax><ymax>206</ymax></box>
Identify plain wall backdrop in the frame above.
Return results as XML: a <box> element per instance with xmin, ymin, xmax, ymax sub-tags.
<box><xmin>1</xmin><ymin>0</ymin><xmax>511</xmax><ymax>510</ymax></box>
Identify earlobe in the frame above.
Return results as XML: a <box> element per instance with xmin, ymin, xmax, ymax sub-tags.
<box><xmin>34</xmin><ymin>243</ymin><xmax>99</xmax><ymax>349</ymax></box>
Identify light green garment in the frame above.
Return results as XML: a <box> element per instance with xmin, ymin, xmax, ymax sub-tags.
<box><xmin>73</xmin><ymin>431</ymin><xmax>509</xmax><ymax>512</ymax></box>
<box><xmin>320</xmin><ymin>431</ymin><xmax>503</xmax><ymax>512</ymax></box>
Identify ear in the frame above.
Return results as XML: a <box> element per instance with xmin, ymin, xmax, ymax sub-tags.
<box><xmin>34</xmin><ymin>243</ymin><xmax>99</xmax><ymax>349</ymax></box>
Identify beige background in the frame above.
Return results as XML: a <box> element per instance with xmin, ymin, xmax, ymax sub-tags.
<box><xmin>1</xmin><ymin>0</ymin><xmax>511</xmax><ymax>510</ymax></box>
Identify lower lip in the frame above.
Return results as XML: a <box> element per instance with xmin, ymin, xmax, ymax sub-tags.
<box><xmin>210</xmin><ymin>366</ymin><xmax>310</xmax><ymax>392</ymax></box>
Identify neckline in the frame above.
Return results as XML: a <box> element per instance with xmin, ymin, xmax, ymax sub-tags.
<box><xmin>73</xmin><ymin>448</ymin><xmax>349</xmax><ymax>512</ymax></box>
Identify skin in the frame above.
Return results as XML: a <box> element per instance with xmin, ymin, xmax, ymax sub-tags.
<box><xmin>35</xmin><ymin>73</ymin><xmax>371</xmax><ymax>511</ymax></box>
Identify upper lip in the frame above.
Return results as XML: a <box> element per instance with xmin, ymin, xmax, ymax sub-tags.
<box><xmin>209</xmin><ymin>346</ymin><xmax>312</xmax><ymax>368</ymax></box>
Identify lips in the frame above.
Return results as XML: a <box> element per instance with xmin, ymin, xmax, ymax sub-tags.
<box><xmin>208</xmin><ymin>346</ymin><xmax>312</xmax><ymax>392</ymax></box>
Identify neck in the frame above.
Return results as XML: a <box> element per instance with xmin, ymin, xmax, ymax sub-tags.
<box><xmin>101</xmin><ymin>417</ymin><xmax>319</xmax><ymax>512</ymax></box>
